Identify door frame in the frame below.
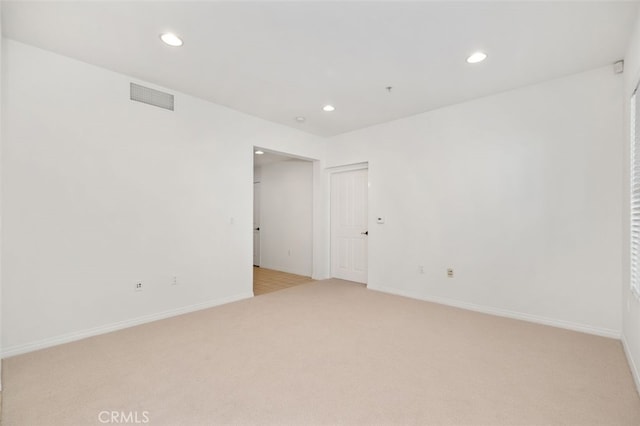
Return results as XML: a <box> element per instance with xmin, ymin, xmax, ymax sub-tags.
<box><xmin>252</xmin><ymin>146</ymin><xmax>321</xmax><ymax>279</ymax></box>
<box><xmin>327</xmin><ymin>162</ymin><xmax>369</xmax><ymax>284</ymax></box>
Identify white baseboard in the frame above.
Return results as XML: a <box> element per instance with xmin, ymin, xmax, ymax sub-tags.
<box><xmin>622</xmin><ymin>334</ymin><xmax>640</xmax><ymax>396</ymax></box>
<box><xmin>368</xmin><ymin>285</ymin><xmax>620</xmax><ymax>339</ymax></box>
<box><xmin>312</xmin><ymin>273</ymin><xmax>330</xmax><ymax>281</ymax></box>
<box><xmin>1</xmin><ymin>292</ymin><xmax>254</xmax><ymax>358</ymax></box>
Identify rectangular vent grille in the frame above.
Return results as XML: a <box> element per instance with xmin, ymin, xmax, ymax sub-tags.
<box><xmin>130</xmin><ymin>83</ymin><xmax>174</xmax><ymax>111</ymax></box>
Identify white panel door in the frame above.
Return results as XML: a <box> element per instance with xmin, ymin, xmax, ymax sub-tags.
<box><xmin>253</xmin><ymin>182</ymin><xmax>260</xmax><ymax>266</ymax></box>
<box><xmin>331</xmin><ymin>169</ymin><xmax>368</xmax><ymax>283</ymax></box>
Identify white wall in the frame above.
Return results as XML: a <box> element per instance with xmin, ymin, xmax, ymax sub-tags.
<box><xmin>327</xmin><ymin>65</ymin><xmax>624</xmax><ymax>337</ymax></box>
<box><xmin>257</xmin><ymin>160</ymin><xmax>313</xmax><ymax>276</ymax></box>
<box><xmin>0</xmin><ymin>3</ymin><xmax>4</xmax><ymax>388</ymax></box>
<box><xmin>623</xmin><ymin>6</ymin><xmax>640</xmax><ymax>394</ymax></box>
<box><xmin>1</xmin><ymin>40</ymin><xmax>326</xmax><ymax>356</ymax></box>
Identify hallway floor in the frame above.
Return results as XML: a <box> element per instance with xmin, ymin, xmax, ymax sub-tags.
<box><xmin>253</xmin><ymin>267</ymin><xmax>313</xmax><ymax>295</ymax></box>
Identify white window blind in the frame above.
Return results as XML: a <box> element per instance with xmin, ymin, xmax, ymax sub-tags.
<box><xmin>631</xmin><ymin>87</ymin><xmax>640</xmax><ymax>297</ymax></box>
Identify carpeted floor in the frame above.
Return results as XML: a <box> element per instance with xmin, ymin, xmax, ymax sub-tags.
<box><xmin>3</xmin><ymin>279</ymin><xmax>640</xmax><ymax>425</ymax></box>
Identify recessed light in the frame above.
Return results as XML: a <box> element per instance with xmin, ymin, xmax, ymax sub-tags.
<box><xmin>255</xmin><ymin>150</ymin><xmax>264</xmax><ymax>155</ymax></box>
<box><xmin>466</xmin><ymin>51</ymin><xmax>487</xmax><ymax>64</ymax></box>
<box><xmin>160</xmin><ymin>33</ymin><xmax>183</xmax><ymax>47</ymax></box>
<box><xmin>295</xmin><ymin>116</ymin><xmax>306</xmax><ymax>123</ymax></box>
<box><xmin>322</xmin><ymin>105</ymin><xmax>336</xmax><ymax>112</ymax></box>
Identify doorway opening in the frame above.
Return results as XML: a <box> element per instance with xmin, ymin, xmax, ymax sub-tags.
<box><xmin>253</xmin><ymin>148</ymin><xmax>316</xmax><ymax>295</ymax></box>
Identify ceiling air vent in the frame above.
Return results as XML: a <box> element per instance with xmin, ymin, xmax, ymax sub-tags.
<box><xmin>130</xmin><ymin>83</ymin><xmax>174</xmax><ymax>111</ymax></box>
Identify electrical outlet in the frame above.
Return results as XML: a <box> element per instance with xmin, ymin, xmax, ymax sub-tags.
<box><xmin>135</xmin><ymin>281</ymin><xmax>143</xmax><ymax>292</ymax></box>
<box><xmin>419</xmin><ymin>265</ymin><xmax>425</xmax><ymax>274</ymax></box>
<box><xmin>172</xmin><ymin>275</ymin><xmax>178</xmax><ymax>286</ymax></box>
<box><xmin>447</xmin><ymin>268</ymin><xmax>454</xmax><ymax>278</ymax></box>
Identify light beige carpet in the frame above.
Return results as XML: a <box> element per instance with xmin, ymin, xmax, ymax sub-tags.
<box><xmin>3</xmin><ymin>279</ymin><xmax>640</xmax><ymax>425</ymax></box>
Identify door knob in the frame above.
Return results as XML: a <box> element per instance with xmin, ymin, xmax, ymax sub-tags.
<box><xmin>361</xmin><ymin>231</ymin><xmax>368</xmax><ymax>235</ymax></box>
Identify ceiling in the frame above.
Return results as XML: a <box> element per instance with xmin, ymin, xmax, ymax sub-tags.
<box><xmin>3</xmin><ymin>1</ymin><xmax>638</xmax><ymax>137</ymax></box>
